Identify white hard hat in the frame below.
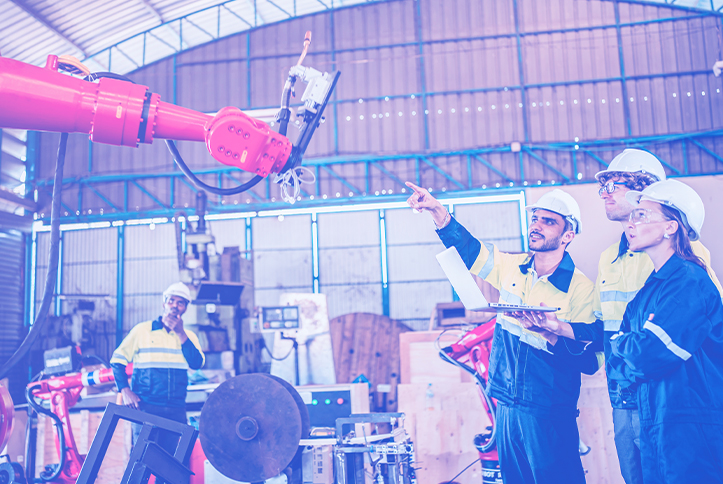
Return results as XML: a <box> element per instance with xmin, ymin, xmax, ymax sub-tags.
<box><xmin>525</xmin><ymin>188</ymin><xmax>582</xmax><ymax>234</ymax></box>
<box><xmin>595</xmin><ymin>149</ymin><xmax>667</xmax><ymax>182</ymax></box>
<box><xmin>163</xmin><ymin>282</ymin><xmax>192</xmax><ymax>303</ymax></box>
<box><xmin>625</xmin><ymin>179</ymin><xmax>704</xmax><ymax>241</ymax></box>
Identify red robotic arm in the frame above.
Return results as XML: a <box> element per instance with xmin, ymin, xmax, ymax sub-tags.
<box><xmin>0</xmin><ymin>55</ymin><xmax>291</xmax><ymax>178</ymax></box>
<box><xmin>440</xmin><ymin>320</ymin><xmax>498</xmax><ymax>460</ymax></box>
<box><xmin>27</xmin><ymin>365</ymin><xmax>132</xmax><ymax>484</ymax></box>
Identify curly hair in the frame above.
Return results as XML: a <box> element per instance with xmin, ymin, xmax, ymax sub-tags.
<box><xmin>598</xmin><ymin>171</ymin><xmax>659</xmax><ymax>191</ymax></box>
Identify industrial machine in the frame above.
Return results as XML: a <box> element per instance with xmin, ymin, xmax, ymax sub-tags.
<box><xmin>438</xmin><ymin>320</ymin><xmax>501</xmax><ymax>483</ymax></box>
<box><xmin>24</xmin><ymin>351</ymin><xmax>133</xmax><ymax>484</ymax></box>
<box><xmin>0</xmin><ymin>31</ymin><xmax>338</xmax><ymax>197</ymax></box>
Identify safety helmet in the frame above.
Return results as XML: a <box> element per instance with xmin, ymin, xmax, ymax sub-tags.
<box><xmin>525</xmin><ymin>189</ymin><xmax>582</xmax><ymax>234</ymax></box>
<box><xmin>163</xmin><ymin>282</ymin><xmax>192</xmax><ymax>303</ymax></box>
<box><xmin>595</xmin><ymin>149</ymin><xmax>667</xmax><ymax>182</ymax></box>
<box><xmin>625</xmin><ymin>179</ymin><xmax>704</xmax><ymax>241</ymax></box>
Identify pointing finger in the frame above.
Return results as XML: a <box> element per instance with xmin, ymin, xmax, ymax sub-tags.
<box><xmin>405</xmin><ymin>181</ymin><xmax>426</xmax><ymax>195</ymax></box>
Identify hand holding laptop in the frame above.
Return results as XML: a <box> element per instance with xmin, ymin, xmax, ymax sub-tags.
<box><xmin>509</xmin><ymin>305</ymin><xmax>562</xmax><ymax>345</ymax></box>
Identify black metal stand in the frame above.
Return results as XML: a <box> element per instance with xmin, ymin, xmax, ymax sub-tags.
<box><xmin>76</xmin><ymin>404</ymin><xmax>197</xmax><ymax>484</ymax></box>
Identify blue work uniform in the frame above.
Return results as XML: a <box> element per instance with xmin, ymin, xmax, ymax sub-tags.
<box><xmin>570</xmin><ymin>235</ymin><xmax>720</xmax><ymax>484</ymax></box>
<box><xmin>437</xmin><ymin>217</ymin><xmax>600</xmax><ymax>484</ymax></box>
<box><xmin>607</xmin><ymin>255</ymin><xmax>723</xmax><ymax>483</ymax></box>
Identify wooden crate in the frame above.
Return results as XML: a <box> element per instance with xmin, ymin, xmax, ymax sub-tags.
<box><xmin>399</xmin><ymin>330</ymin><xmax>473</xmax><ymax>384</ymax></box>
<box><xmin>398</xmin><ymin>382</ymin><xmax>490</xmax><ymax>484</ymax></box>
<box><xmin>578</xmin><ymin>370</ymin><xmax>625</xmax><ymax>484</ymax></box>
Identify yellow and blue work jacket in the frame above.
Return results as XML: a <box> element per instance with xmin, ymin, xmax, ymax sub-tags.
<box><xmin>572</xmin><ymin>234</ymin><xmax>721</xmax><ymax>409</ymax></box>
<box><xmin>110</xmin><ymin>318</ymin><xmax>205</xmax><ymax>408</ymax></box>
<box><xmin>438</xmin><ymin>217</ymin><xmax>600</xmax><ymax>411</ymax></box>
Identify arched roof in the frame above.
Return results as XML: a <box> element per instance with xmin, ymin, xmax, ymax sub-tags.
<box><xmin>0</xmin><ymin>0</ymin><xmax>385</xmax><ymax>73</ymax></box>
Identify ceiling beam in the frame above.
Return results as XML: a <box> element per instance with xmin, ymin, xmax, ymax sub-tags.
<box><xmin>137</xmin><ymin>0</ymin><xmax>164</xmax><ymax>24</ymax></box>
<box><xmin>8</xmin><ymin>0</ymin><xmax>88</xmax><ymax>56</ymax></box>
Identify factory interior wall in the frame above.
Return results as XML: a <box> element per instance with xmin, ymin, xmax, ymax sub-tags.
<box><xmin>32</xmin><ymin>173</ymin><xmax>723</xmax><ymax>345</ymax></box>
<box><xmin>31</xmin><ymin>195</ymin><xmax>523</xmax><ymax>338</ymax></box>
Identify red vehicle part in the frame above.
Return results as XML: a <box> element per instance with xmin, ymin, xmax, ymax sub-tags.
<box><xmin>27</xmin><ymin>365</ymin><xmax>132</xmax><ymax>484</ymax></box>
<box><xmin>0</xmin><ymin>55</ymin><xmax>291</xmax><ymax>178</ymax></box>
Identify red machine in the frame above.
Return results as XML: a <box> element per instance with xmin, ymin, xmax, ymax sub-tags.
<box><xmin>0</xmin><ymin>384</ymin><xmax>14</xmax><ymax>452</ymax></box>
<box><xmin>439</xmin><ymin>320</ymin><xmax>502</xmax><ymax>483</ymax></box>
<box><xmin>26</xmin><ymin>365</ymin><xmax>132</xmax><ymax>484</ymax></box>
<box><xmin>0</xmin><ymin>55</ymin><xmax>291</xmax><ymax>178</ymax></box>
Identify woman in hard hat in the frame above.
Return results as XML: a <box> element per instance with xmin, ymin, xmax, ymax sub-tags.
<box><xmin>606</xmin><ymin>179</ymin><xmax>723</xmax><ymax>483</ymax></box>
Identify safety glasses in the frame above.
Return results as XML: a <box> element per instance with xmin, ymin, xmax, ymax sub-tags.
<box><xmin>629</xmin><ymin>208</ymin><xmax>666</xmax><ymax>225</ymax></box>
<box><xmin>598</xmin><ymin>181</ymin><xmax>628</xmax><ymax>197</ymax></box>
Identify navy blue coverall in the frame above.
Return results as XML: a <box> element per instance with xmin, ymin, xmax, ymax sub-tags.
<box><xmin>607</xmin><ymin>255</ymin><xmax>723</xmax><ymax>483</ymax></box>
<box><xmin>438</xmin><ymin>217</ymin><xmax>600</xmax><ymax>484</ymax></box>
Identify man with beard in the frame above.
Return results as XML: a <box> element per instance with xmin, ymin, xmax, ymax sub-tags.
<box><xmin>517</xmin><ymin>149</ymin><xmax>721</xmax><ymax>484</ymax></box>
<box><xmin>406</xmin><ymin>182</ymin><xmax>599</xmax><ymax>484</ymax></box>
<box><xmin>111</xmin><ymin>282</ymin><xmax>205</xmax><ymax>451</ymax></box>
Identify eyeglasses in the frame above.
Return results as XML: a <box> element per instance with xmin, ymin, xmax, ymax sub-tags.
<box><xmin>598</xmin><ymin>181</ymin><xmax>628</xmax><ymax>197</ymax></box>
<box><xmin>629</xmin><ymin>208</ymin><xmax>666</xmax><ymax>225</ymax></box>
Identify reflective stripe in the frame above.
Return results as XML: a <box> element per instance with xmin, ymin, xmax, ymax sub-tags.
<box><xmin>499</xmin><ymin>288</ymin><xmax>524</xmax><ymax>306</ymax></box>
<box><xmin>497</xmin><ymin>317</ymin><xmax>551</xmax><ymax>353</ymax></box>
<box><xmin>478</xmin><ymin>242</ymin><xmax>496</xmax><ymax>279</ymax></box>
<box><xmin>643</xmin><ymin>321</ymin><xmax>692</xmax><ymax>361</ymax></box>
<box><xmin>111</xmin><ymin>352</ymin><xmax>129</xmax><ymax>364</ymax></box>
<box><xmin>600</xmin><ymin>290</ymin><xmax>639</xmax><ymax>303</ymax></box>
<box><xmin>138</xmin><ymin>348</ymin><xmax>183</xmax><ymax>355</ymax></box>
<box><xmin>134</xmin><ymin>361</ymin><xmax>190</xmax><ymax>369</ymax></box>
<box><xmin>604</xmin><ymin>319</ymin><xmax>623</xmax><ymax>332</ymax></box>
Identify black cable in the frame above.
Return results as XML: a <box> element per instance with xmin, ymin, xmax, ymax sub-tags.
<box><xmin>25</xmin><ymin>384</ymin><xmax>66</xmax><ymax>482</ymax></box>
<box><xmin>261</xmin><ymin>339</ymin><xmax>296</xmax><ymax>361</ymax></box>
<box><xmin>0</xmin><ymin>133</ymin><xmax>67</xmax><ymax>381</ymax></box>
<box><xmin>444</xmin><ymin>458</ymin><xmax>481</xmax><ymax>484</ymax></box>
<box><xmin>81</xmin><ymin>355</ymin><xmax>109</xmax><ymax>368</ymax></box>
<box><xmin>165</xmin><ymin>140</ymin><xmax>263</xmax><ymax>195</ymax></box>
<box><xmin>83</xmin><ymin>72</ymin><xmax>134</xmax><ymax>83</ymax></box>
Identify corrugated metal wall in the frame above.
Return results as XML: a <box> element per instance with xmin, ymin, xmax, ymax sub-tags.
<box><xmin>252</xmin><ymin>214</ymin><xmax>313</xmax><ymax>307</ymax></box>
<box><xmin>0</xmin><ymin>230</ymin><xmax>28</xmax><ymax>402</ymax></box>
<box><xmin>318</xmin><ymin>211</ymin><xmax>382</xmax><ymax>318</ymax></box>
<box><xmin>31</xmin><ymin>0</ymin><xmax>723</xmax><ymax>215</ymax></box>
<box><xmin>385</xmin><ymin>200</ymin><xmax>523</xmax><ymax>329</ymax></box>
<box><xmin>123</xmin><ymin>223</ymin><xmax>179</xmax><ymax>331</ymax></box>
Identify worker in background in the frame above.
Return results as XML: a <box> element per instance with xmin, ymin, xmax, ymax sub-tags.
<box><xmin>607</xmin><ymin>180</ymin><xmax>723</xmax><ymax>482</ymax></box>
<box><xmin>110</xmin><ymin>282</ymin><xmax>205</xmax><ymax>446</ymax></box>
<box><xmin>518</xmin><ymin>149</ymin><xmax>721</xmax><ymax>484</ymax></box>
<box><xmin>406</xmin><ymin>182</ymin><xmax>599</xmax><ymax>484</ymax></box>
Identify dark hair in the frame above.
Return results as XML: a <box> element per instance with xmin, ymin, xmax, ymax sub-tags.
<box><xmin>598</xmin><ymin>171</ymin><xmax>659</xmax><ymax>191</ymax></box>
<box><xmin>659</xmin><ymin>204</ymin><xmax>706</xmax><ymax>270</ymax></box>
<box><xmin>563</xmin><ymin>219</ymin><xmax>574</xmax><ymax>234</ymax></box>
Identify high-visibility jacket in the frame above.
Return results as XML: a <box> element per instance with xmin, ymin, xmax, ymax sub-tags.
<box><xmin>110</xmin><ymin>318</ymin><xmax>205</xmax><ymax>408</ymax></box>
<box><xmin>572</xmin><ymin>234</ymin><xmax>721</xmax><ymax>408</ymax></box>
<box><xmin>438</xmin><ymin>217</ymin><xmax>600</xmax><ymax>410</ymax></box>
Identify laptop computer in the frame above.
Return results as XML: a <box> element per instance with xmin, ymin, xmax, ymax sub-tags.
<box><xmin>436</xmin><ymin>247</ymin><xmax>559</xmax><ymax>313</ymax></box>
